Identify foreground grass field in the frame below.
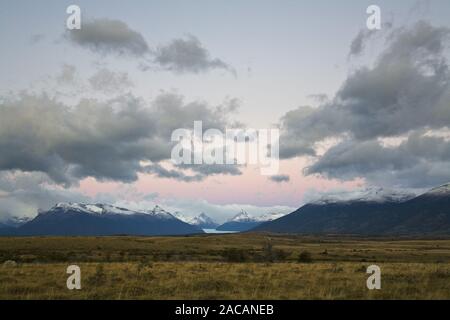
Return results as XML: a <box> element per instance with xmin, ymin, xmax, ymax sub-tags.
<box><xmin>1</xmin><ymin>233</ymin><xmax>450</xmax><ymax>299</ymax></box>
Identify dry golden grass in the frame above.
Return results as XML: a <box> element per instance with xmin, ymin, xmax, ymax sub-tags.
<box><xmin>1</xmin><ymin>262</ymin><xmax>450</xmax><ymax>300</ymax></box>
<box><xmin>1</xmin><ymin>234</ymin><xmax>450</xmax><ymax>299</ymax></box>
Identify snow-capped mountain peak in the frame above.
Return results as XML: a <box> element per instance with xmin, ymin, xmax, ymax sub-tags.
<box><xmin>50</xmin><ymin>203</ymin><xmax>134</xmax><ymax>215</ymax></box>
<box><xmin>227</xmin><ymin>210</ymin><xmax>286</xmax><ymax>223</ymax></box>
<box><xmin>229</xmin><ymin>210</ymin><xmax>253</xmax><ymax>222</ymax></box>
<box><xmin>52</xmin><ymin>202</ymin><xmax>84</xmax><ymax>212</ymax></box>
<box><xmin>172</xmin><ymin>211</ymin><xmax>187</xmax><ymax>222</ymax></box>
<box><xmin>172</xmin><ymin>212</ymin><xmax>218</xmax><ymax>228</ymax></box>
<box><xmin>311</xmin><ymin>187</ymin><xmax>415</xmax><ymax>205</ymax></box>
<box><xmin>425</xmin><ymin>183</ymin><xmax>450</xmax><ymax>196</ymax></box>
<box><xmin>254</xmin><ymin>212</ymin><xmax>285</xmax><ymax>222</ymax></box>
<box><xmin>146</xmin><ymin>205</ymin><xmax>175</xmax><ymax>219</ymax></box>
<box><xmin>190</xmin><ymin>213</ymin><xmax>217</xmax><ymax>226</ymax></box>
<box><xmin>198</xmin><ymin>212</ymin><xmax>209</xmax><ymax>219</ymax></box>
<box><xmin>48</xmin><ymin>203</ymin><xmax>176</xmax><ymax>220</ymax></box>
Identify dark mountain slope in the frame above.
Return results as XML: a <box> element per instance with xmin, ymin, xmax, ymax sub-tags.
<box><xmin>253</xmin><ymin>185</ymin><xmax>450</xmax><ymax>235</ymax></box>
<box><xmin>2</xmin><ymin>203</ymin><xmax>203</xmax><ymax>236</ymax></box>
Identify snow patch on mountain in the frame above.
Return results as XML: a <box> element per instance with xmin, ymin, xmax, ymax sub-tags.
<box><xmin>425</xmin><ymin>183</ymin><xmax>450</xmax><ymax>196</ymax></box>
<box><xmin>229</xmin><ymin>210</ymin><xmax>253</xmax><ymax>222</ymax></box>
<box><xmin>189</xmin><ymin>213</ymin><xmax>217</xmax><ymax>226</ymax></box>
<box><xmin>48</xmin><ymin>203</ymin><xmax>176</xmax><ymax>219</ymax></box>
<box><xmin>145</xmin><ymin>205</ymin><xmax>176</xmax><ymax>219</ymax></box>
<box><xmin>172</xmin><ymin>211</ymin><xmax>188</xmax><ymax>222</ymax></box>
<box><xmin>255</xmin><ymin>212</ymin><xmax>285</xmax><ymax>222</ymax></box>
<box><xmin>311</xmin><ymin>187</ymin><xmax>416</xmax><ymax>205</ymax></box>
<box><xmin>51</xmin><ymin>203</ymin><xmax>135</xmax><ymax>215</ymax></box>
<box><xmin>228</xmin><ymin>210</ymin><xmax>285</xmax><ymax>222</ymax></box>
<box><xmin>172</xmin><ymin>212</ymin><xmax>218</xmax><ymax>227</ymax></box>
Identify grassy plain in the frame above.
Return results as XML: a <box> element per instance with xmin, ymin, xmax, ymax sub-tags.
<box><xmin>1</xmin><ymin>233</ymin><xmax>450</xmax><ymax>299</ymax></box>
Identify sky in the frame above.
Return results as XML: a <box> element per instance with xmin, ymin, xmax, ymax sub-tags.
<box><xmin>0</xmin><ymin>0</ymin><xmax>450</xmax><ymax>222</ymax></box>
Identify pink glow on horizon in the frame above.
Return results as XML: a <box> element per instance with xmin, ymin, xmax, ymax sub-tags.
<box><xmin>77</xmin><ymin>158</ymin><xmax>363</xmax><ymax>207</ymax></box>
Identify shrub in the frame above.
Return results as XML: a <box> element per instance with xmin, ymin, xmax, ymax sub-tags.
<box><xmin>298</xmin><ymin>251</ymin><xmax>312</xmax><ymax>263</ymax></box>
<box><xmin>274</xmin><ymin>249</ymin><xmax>290</xmax><ymax>261</ymax></box>
<box><xmin>88</xmin><ymin>264</ymin><xmax>106</xmax><ymax>285</ymax></box>
<box><xmin>261</xmin><ymin>240</ymin><xmax>290</xmax><ymax>262</ymax></box>
<box><xmin>262</xmin><ymin>241</ymin><xmax>275</xmax><ymax>263</ymax></box>
<box><xmin>222</xmin><ymin>248</ymin><xmax>247</xmax><ymax>262</ymax></box>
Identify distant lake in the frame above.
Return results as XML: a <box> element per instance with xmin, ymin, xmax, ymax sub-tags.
<box><xmin>203</xmin><ymin>229</ymin><xmax>238</xmax><ymax>234</ymax></box>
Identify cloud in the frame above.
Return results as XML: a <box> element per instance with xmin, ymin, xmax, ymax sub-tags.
<box><xmin>143</xmin><ymin>164</ymin><xmax>204</xmax><ymax>182</ymax></box>
<box><xmin>89</xmin><ymin>68</ymin><xmax>133</xmax><ymax>93</ymax></box>
<box><xmin>0</xmin><ymin>92</ymin><xmax>239</xmax><ymax>186</ymax></box>
<box><xmin>29</xmin><ymin>34</ymin><xmax>45</xmax><ymax>45</ymax></box>
<box><xmin>306</xmin><ymin>132</ymin><xmax>450</xmax><ymax>188</ymax></box>
<box><xmin>349</xmin><ymin>29</ymin><xmax>376</xmax><ymax>56</ymax></box>
<box><xmin>64</xmin><ymin>19</ymin><xmax>234</xmax><ymax>75</ymax></box>
<box><xmin>279</xmin><ymin>21</ymin><xmax>450</xmax><ymax>188</ymax></box>
<box><xmin>278</xmin><ymin>106</ymin><xmax>329</xmax><ymax>158</ymax></box>
<box><xmin>56</xmin><ymin>64</ymin><xmax>77</xmax><ymax>84</ymax></box>
<box><xmin>0</xmin><ymin>172</ymin><xmax>89</xmax><ymax>221</ymax></box>
<box><xmin>180</xmin><ymin>163</ymin><xmax>242</xmax><ymax>180</ymax></box>
<box><xmin>65</xmin><ymin>18</ymin><xmax>150</xmax><ymax>56</ymax></box>
<box><xmin>268</xmin><ymin>175</ymin><xmax>290</xmax><ymax>183</ymax></box>
<box><xmin>348</xmin><ymin>21</ymin><xmax>393</xmax><ymax>57</ymax></box>
<box><xmin>307</xmin><ymin>93</ymin><xmax>329</xmax><ymax>104</ymax></box>
<box><xmin>143</xmin><ymin>162</ymin><xmax>242</xmax><ymax>183</ymax></box>
<box><xmin>154</xmin><ymin>35</ymin><xmax>235</xmax><ymax>75</ymax></box>
<box><xmin>409</xmin><ymin>0</ymin><xmax>431</xmax><ymax>19</ymax></box>
<box><xmin>0</xmin><ymin>93</ymin><xmax>156</xmax><ymax>185</ymax></box>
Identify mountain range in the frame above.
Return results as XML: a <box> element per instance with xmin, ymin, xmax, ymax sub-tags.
<box><xmin>2</xmin><ymin>183</ymin><xmax>450</xmax><ymax>236</ymax></box>
<box><xmin>173</xmin><ymin>212</ymin><xmax>219</xmax><ymax>229</ymax></box>
<box><xmin>253</xmin><ymin>184</ymin><xmax>450</xmax><ymax>235</ymax></box>
<box><xmin>216</xmin><ymin>210</ymin><xmax>285</xmax><ymax>232</ymax></box>
<box><xmin>0</xmin><ymin>203</ymin><xmax>202</xmax><ymax>236</ymax></box>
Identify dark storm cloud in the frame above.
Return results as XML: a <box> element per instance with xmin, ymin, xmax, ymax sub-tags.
<box><xmin>0</xmin><ymin>92</ymin><xmax>239</xmax><ymax>186</ymax></box>
<box><xmin>349</xmin><ymin>29</ymin><xmax>376</xmax><ymax>56</ymax></box>
<box><xmin>348</xmin><ymin>21</ymin><xmax>393</xmax><ymax>57</ymax></box>
<box><xmin>268</xmin><ymin>175</ymin><xmax>290</xmax><ymax>183</ymax></box>
<box><xmin>279</xmin><ymin>22</ymin><xmax>450</xmax><ymax>188</ymax></box>
<box><xmin>306</xmin><ymin>133</ymin><xmax>450</xmax><ymax>188</ymax></box>
<box><xmin>0</xmin><ymin>94</ymin><xmax>158</xmax><ymax>185</ymax></box>
<box><xmin>143</xmin><ymin>164</ymin><xmax>204</xmax><ymax>182</ymax></box>
<box><xmin>65</xmin><ymin>19</ymin><xmax>234</xmax><ymax>75</ymax></box>
<box><xmin>65</xmin><ymin>18</ymin><xmax>150</xmax><ymax>56</ymax></box>
<box><xmin>143</xmin><ymin>162</ymin><xmax>243</xmax><ymax>183</ymax></box>
<box><xmin>154</xmin><ymin>35</ymin><xmax>235</xmax><ymax>75</ymax></box>
<box><xmin>278</xmin><ymin>105</ymin><xmax>335</xmax><ymax>159</ymax></box>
